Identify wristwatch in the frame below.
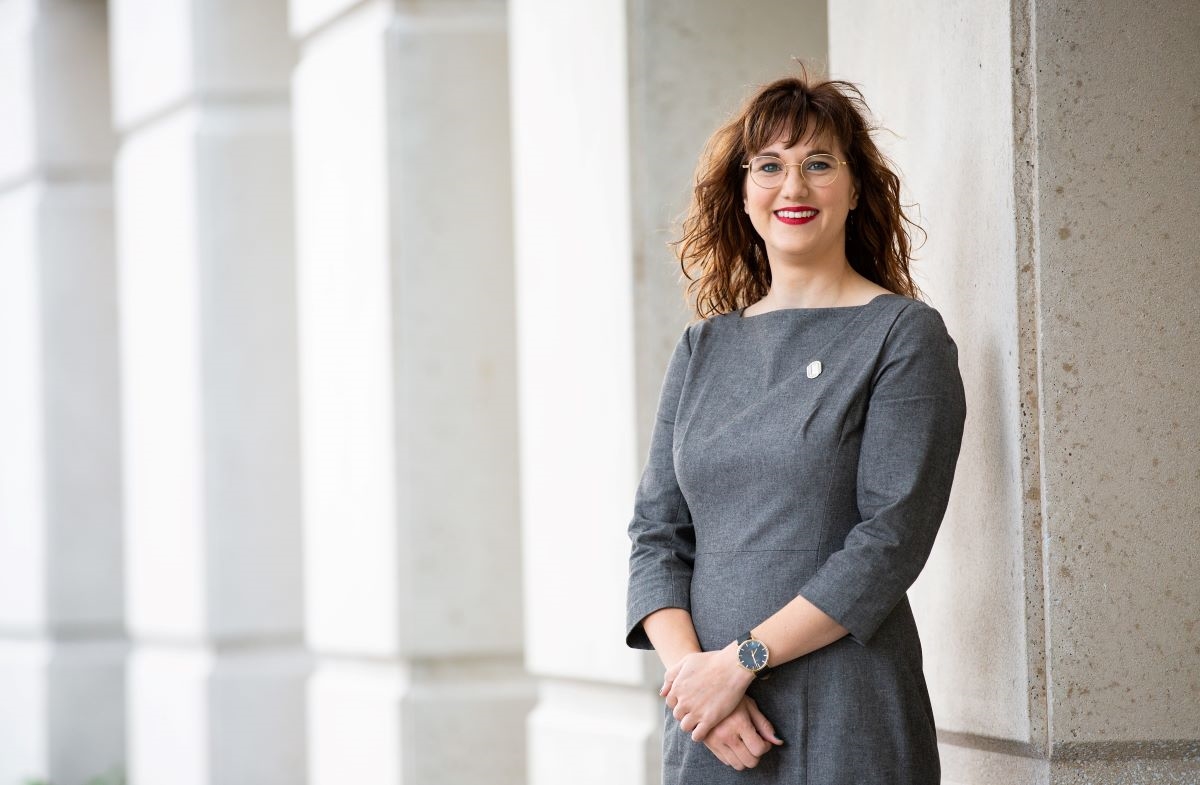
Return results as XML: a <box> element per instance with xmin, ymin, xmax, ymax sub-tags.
<box><xmin>735</xmin><ymin>632</ymin><xmax>771</xmax><ymax>678</ymax></box>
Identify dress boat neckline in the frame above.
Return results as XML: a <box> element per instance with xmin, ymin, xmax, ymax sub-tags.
<box><xmin>738</xmin><ymin>292</ymin><xmax>900</xmax><ymax>319</ymax></box>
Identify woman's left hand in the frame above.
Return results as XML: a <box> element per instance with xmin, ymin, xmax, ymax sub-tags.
<box><xmin>661</xmin><ymin>643</ymin><xmax>756</xmax><ymax>742</ymax></box>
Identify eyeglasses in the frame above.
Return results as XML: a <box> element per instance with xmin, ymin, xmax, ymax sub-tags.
<box><xmin>742</xmin><ymin>154</ymin><xmax>848</xmax><ymax>189</ymax></box>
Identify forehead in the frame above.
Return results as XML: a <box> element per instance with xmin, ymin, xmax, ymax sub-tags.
<box><xmin>753</xmin><ymin>128</ymin><xmax>843</xmax><ymax>156</ymax></box>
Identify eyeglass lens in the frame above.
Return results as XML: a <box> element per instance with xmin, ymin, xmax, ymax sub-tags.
<box><xmin>748</xmin><ymin>155</ymin><xmax>841</xmax><ymax>188</ymax></box>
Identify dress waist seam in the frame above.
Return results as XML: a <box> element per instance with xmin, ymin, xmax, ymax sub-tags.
<box><xmin>695</xmin><ymin>547</ymin><xmax>818</xmax><ymax>555</ymax></box>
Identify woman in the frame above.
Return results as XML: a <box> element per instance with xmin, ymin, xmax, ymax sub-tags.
<box><xmin>624</xmin><ymin>74</ymin><xmax>967</xmax><ymax>784</ymax></box>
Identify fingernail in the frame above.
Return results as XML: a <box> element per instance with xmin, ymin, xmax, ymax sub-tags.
<box><xmin>775</xmin><ymin>736</ymin><xmax>786</xmax><ymax>745</ymax></box>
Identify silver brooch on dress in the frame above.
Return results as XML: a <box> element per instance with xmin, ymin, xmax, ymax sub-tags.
<box><xmin>806</xmin><ymin>360</ymin><xmax>823</xmax><ymax>379</ymax></box>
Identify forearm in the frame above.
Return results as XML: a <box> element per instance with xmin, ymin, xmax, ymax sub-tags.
<box><xmin>751</xmin><ymin>593</ymin><xmax>849</xmax><ymax>667</ymax></box>
<box><xmin>642</xmin><ymin>607</ymin><xmax>703</xmax><ymax>669</ymax></box>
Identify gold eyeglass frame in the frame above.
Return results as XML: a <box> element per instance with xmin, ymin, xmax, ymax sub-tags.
<box><xmin>742</xmin><ymin>154</ymin><xmax>849</xmax><ymax>188</ymax></box>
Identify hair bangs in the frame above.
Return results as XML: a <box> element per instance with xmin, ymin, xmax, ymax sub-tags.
<box><xmin>742</xmin><ymin>87</ymin><xmax>844</xmax><ymax>158</ymax></box>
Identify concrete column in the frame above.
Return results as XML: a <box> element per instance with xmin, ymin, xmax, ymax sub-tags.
<box><xmin>290</xmin><ymin>1</ymin><xmax>531</xmax><ymax>782</ymax></box>
<box><xmin>830</xmin><ymin>1</ymin><xmax>1200</xmax><ymax>782</ymax></box>
<box><xmin>509</xmin><ymin>2</ymin><xmax>825</xmax><ymax>783</ymax></box>
<box><xmin>108</xmin><ymin>0</ymin><xmax>306</xmax><ymax>782</ymax></box>
<box><xmin>0</xmin><ymin>2</ymin><xmax>123</xmax><ymax>783</ymax></box>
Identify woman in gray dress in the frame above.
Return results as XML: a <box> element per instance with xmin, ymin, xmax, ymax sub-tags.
<box><xmin>625</xmin><ymin>73</ymin><xmax>967</xmax><ymax>784</ymax></box>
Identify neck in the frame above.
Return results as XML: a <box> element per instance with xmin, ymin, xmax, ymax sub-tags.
<box><xmin>761</xmin><ymin>256</ymin><xmax>858</xmax><ymax>309</ymax></box>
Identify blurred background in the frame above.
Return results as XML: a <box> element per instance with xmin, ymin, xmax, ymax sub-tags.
<box><xmin>1</xmin><ymin>1</ymin><xmax>1197</xmax><ymax>784</ymax></box>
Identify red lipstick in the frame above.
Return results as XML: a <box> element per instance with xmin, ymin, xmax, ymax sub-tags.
<box><xmin>773</xmin><ymin>206</ymin><xmax>819</xmax><ymax>225</ymax></box>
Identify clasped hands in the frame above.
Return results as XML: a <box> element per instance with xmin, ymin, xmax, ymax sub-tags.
<box><xmin>660</xmin><ymin>643</ymin><xmax>784</xmax><ymax>770</ymax></box>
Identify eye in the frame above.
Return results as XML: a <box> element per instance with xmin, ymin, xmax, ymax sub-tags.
<box><xmin>805</xmin><ymin>159</ymin><xmax>831</xmax><ymax>172</ymax></box>
<box><xmin>754</xmin><ymin>157</ymin><xmax>784</xmax><ymax>173</ymax></box>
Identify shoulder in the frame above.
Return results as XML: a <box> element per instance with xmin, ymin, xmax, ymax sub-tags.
<box><xmin>674</xmin><ymin>309</ymin><xmax>735</xmax><ymax>351</ymax></box>
<box><xmin>876</xmin><ymin>296</ymin><xmax>957</xmax><ymax>352</ymax></box>
<box><xmin>868</xmin><ymin>297</ymin><xmax>964</xmax><ymax>406</ymax></box>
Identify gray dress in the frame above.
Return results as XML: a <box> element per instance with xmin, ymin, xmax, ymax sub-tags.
<box><xmin>625</xmin><ymin>294</ymin><xmax>966</xmax><ymax>785</ymax></box>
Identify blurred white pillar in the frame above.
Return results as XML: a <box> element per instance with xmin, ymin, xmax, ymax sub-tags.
<box><xmin>290</xmin><ymin>1</ymin><xmax>531</xmax><ymax>783</ymax></box>
<box><xmin>108</xmin><ymin>0</ymin><xmax>305</xmax><ymax>783</ymax></box>
<box><xmin>508</xmin><ymin>2</ymin><xmax>826</xmax><ymax>783</ymax></box>
<box><xmin>0</xmin><ymin>2</ymin><xmax>123</xmax><ymax>783</ymax></box>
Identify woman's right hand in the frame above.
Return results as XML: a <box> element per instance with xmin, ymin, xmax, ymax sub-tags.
<box><xmin>701</xmin><ymin>695</ymin><xmax>784</xmax><ymax>770</ymax></box>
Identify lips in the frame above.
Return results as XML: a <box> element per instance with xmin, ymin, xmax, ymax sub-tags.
<box><xmin>774</xmin><ymin>206</ymin><xmax>819</xmax><ymax>225</ymax></box>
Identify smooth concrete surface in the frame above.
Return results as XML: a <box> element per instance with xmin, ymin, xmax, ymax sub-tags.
<box><xmin>0</xmin><ymin>183</ymin><xmax>47</xmax><ymax>632</ymax></box>
<box><xmin>196</xmin><ymin>102</ymin><xmax>303</xmax><ymax>640</ymax></box>
<box><xmin>116</xmin><ymin>100</ymin><xmax>302</xmax><ymax>642</ymax></box>
<box><xmin>41</xmin><ymin>182</ymin><xmax>122</xmax><ymax>628</ymax></box>
<box><xmin>0</xmin><ymin>640</ymin><xmax>126</xmax><ymax>785</ymax></box>
<box><xmin>110</xmin><ymin>0</ymin><xmax>294</xmax><ymax>128</ymax></box>
<box><xmin>831</xmin><ymin>0</ymin><xmax>1033</xmax><ymax>746</ymax></box>
<box><xmin>510</xmin><ymin>0</ymin><xmax>642</xmax><ymax>689</ymax></box>
<box><xmin>292</xmin><ymin>0</ymin><xmax>400</xmax><ymax>657</ymax></box>
<box><xmin>384</xmin><ymin>1</ymin><xmax>522</xmax><ymax>658</ymax></box>
<box><xmin>289</xmin><ymin>0</ymin><xmax>360</xmax><ymax>39</ymax></box>
<box><xmin>293</xmin><ymin>1</ymin><xmax>532</xmax><ymax>781</ymax></box>
<box><xmin>0</xmin><ymin>0</ymin><xmax>37</xmax><ymax>183</ymax></box>
<box><xmin>127</xmin><ymin>646</ymin><xmax>308</xmax><ymax>785</ymax></box>
<box><xmin>45</xmin><ymin>642</ymin><xmax>127</xmax><ymax>784</ymax></box>
<box><xmin>115</xmin><ymin>105</ymin><xmax>209</xmax><ymax>637</ymax></box>
<box><xmin>527</xmin><ymin>681</ymin><xmax>663</xmax><ymax>785</ymax></box>
<box><xmin>307</xmin><ymin>660</ymin><xmax>406</xmax><ymax>784</ymax></box>
<box><xmin>309</xmin><ymin>658</ymin><xmax>534</xmax><ymax>784</ymax></box>
<box><xmin>399</xmin><ymin>659</ymin><xmax>533</xmax><ymax>783</ymax></box>
<box><xmin>0</xmin><ymin>0</ymin><xmax>120</xmax><ymax>636</ymax></box>
<box><xmin>0</xmin><ymin>3</ymin><xmax>124</xmax><ymax>782</ymax></box>
<box><xmin>0</xmin><ymin>0</ymin><xmax>114</xmax><ymax>179</ymax></box>
<box><xmin>117</xmin><ymin>99</ymin><xmax>302</xmax><ymax>640</ymax></box>
<box><xmin>112</xmin><ymin>0</ymin><xmax>308</xmax><ymax>781</ymax></box>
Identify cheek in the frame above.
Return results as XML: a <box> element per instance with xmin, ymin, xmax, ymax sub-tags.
<box><xmin>746</xmin><ymin>196</ymin><xmax>773</xmax><ymax>228</ymax></box>
<box><xmin>745</xmin><ymin>189</ymin><xmax>773</xmax><ymax>212</ymax></box>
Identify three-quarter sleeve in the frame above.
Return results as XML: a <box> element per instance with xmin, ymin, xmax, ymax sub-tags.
<box><xmin>797</xmin><ymin>304</ymin><xmax>967</xmax><ymax>646</ymax></box>
<box><xmin>625</xmin><ymin>326</ymin><xmax>696</xmax><ymax>650</ymax></box>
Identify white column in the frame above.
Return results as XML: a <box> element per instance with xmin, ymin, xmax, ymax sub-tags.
<box><xmin>509</xmin><ymin>2</ymin><xmax>826</xmax><ymax>783</ymax></box>
<box><xmin>0</xmin><ymin>2</ymin><xmax>123</xmax><ymax>784</ymax></box>
<box><xmin>108</xmin><ymin>0</ymin><xmax>306</xmax><ymax>782</ymax></box>
<box><xmin>290</xmin><ymin>1</ymin><xmax>531</xmax><ymax>782</ymax></box>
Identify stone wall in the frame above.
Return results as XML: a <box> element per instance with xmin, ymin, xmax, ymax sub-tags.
<box><xmin>830</xmin><ymin>1</ymin><xmax>1200</xmax><ymax>782</ymax></box>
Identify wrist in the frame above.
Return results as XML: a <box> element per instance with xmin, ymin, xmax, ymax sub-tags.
<box><xmin>724</xmin><ymin>640</ymin><xmax>758</xmax><ymax>686</ymax></box>
<box><xmin>731</xmin><ymin>631</ymin><xmax>772</xmax><ymax>680</ymax></box>
<box><xmin>665</xmin><ymin>647</ymin><xmax>702</xmax><ymax>670</ymax></box>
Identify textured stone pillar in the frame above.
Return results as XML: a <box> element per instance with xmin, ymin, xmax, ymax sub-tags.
<box><xmin>0</xmin><ymin>2</ymin><xmax>123</xmax><ymax>783</ymax></box>
<box><xmin>108</xmin><ymin>0</ymin><xmax>306</xmax><ymax>782</ymax></box>
<box><xmin>830</xmin><ymin>1</ymin><xmax>1200</xmax><ymax>782</ymax></box>
<box><xmin>290</xmin><ymin>1</ymin><xmax>531</xmax><ymax>782</ymax></box>
<box><xmin>509</xmin><ymin>2</ymin><xmax>826</xmax><ymax>783</ymax></box>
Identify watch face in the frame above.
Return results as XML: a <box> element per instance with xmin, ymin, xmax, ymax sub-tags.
<box><xmin>738</xmin><ymin>639</ymin><xmax>768</xmax><ymax>671</ymax></box>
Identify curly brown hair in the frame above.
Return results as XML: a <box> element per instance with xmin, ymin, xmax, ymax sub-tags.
<box><xmin>675</xmin><ymin>74</ymin><xmax>923</xmax><ymax>319</ymax></box>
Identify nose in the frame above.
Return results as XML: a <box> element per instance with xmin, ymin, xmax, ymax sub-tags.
<box><xmin>780</xmin><ymin>164</ymin><xmax>811</xmax><ymax>198</ymax></box>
